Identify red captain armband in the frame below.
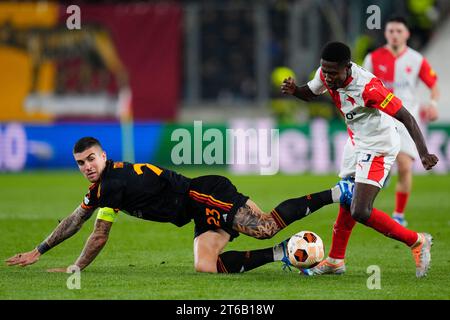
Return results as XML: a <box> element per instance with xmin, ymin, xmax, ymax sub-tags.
<box><xmin>362</xmin><ymin>79</ymin><xmax>402</xmax><ymax>116</ymax></box>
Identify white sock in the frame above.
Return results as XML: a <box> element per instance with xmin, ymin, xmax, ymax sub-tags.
<box><xmin>331</xmin><ymin>185</ymin><xmax>342</xmax><ymax>203</ymax></box>
<box><xmin>273</xmin><ymin>243</ymin><xmax>285</xmax><ymax>261</ymax></box>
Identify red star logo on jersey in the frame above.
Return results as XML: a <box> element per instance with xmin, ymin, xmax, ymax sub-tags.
<box><xmin>346</xmin><ymin>95</ymin><xmax>356</xmax><ymax>106</ymax></box>
<box><xmin>405</xmin><ymin>66</ymin><xmax>412</xmax><ymax>74</ymax></box>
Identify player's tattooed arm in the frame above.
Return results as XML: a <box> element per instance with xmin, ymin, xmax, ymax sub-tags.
<box><xmin>5</xmin><ymin>205</ymin><xmax>95</xmax><ymax>267</ymax></box>
<box><xmin>394</xmin><ymin>106</ymin><xmax>439</xmax><ymax>170</ymax></box>
<box><xmin>43</xmin><ymin>205</ymin><xmax>95</xmax><ymax>250</ymax></box>
<box><xmin>74</xmin><ymin>219</ymin><xmax>112</xmax><ymax>270</ymax></box>
<box><xmin>232</xmin><ymin>201</ymin><xmax>280</xmax><ymax>239</ymax></box>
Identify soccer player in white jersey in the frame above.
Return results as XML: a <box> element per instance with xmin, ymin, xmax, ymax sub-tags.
<box><xmin>363</xmin><ymin>16</ymin><xmax>440</xmax><ymax>227</ymax></box>
<box><xmin>281</xmin><ymin>42</ymin><xmax>438</xmax><ymax>277</ymax></box>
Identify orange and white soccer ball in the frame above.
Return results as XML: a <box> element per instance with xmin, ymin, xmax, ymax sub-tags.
<box><xmin>287</xmin><ymin>231</ymin><xmax>324</xmax><ymax>269</ymax></box>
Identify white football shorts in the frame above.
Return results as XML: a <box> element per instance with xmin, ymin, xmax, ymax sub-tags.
<box><xmin>338</xmin><ymin>138</ymin><xmax>399</xmax><ymax>188</ymax></box>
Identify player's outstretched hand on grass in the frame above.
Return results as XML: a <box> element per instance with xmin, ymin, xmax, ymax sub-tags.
<box><xmin>421</xmin><ymin>153</ymin><xmax>439</xmax><ymax>170</ymax></box>
<box><xmin>5</xmin><ymin>249</ymin><xmax>40</xmax><ymax>267</ymax></box>
<box><xmin>47</xmin><ymin>268</ymin><xmax>68</xmax><ymax>273</ymax></box>
<box><xmin>281</xmin><ymin>77</ymin><xmax>297</xmax><ymax>95</ymax></box>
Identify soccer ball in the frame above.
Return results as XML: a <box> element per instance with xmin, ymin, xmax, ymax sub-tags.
<box><xmin>287</xmin><ymin>231</ymin><xmax>324</xmax><ymax>269</ymax></box>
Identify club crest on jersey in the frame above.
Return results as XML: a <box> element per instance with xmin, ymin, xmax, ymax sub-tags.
<box><xmin>84</xmin><ymin>196</ymin><xmax>90</xmax><ymax>206</ymax></box>
<box><xmin>378</xmin><ymin>64</ymin><xmax>387</xmax><ymax>73</ymax></box>
<box><xmin>346</xmin><ymin>95</ymin><xmax>356</xmax><ymax>106</ymax></box>
<box><xmin>113</xmin><ymin>162</ymin><xmax>124</xmax><ymax>169</ymax></box>
<box><xmin>380</xmin><ymin>92</ymin><xmax>394</xmax><ymax>109</ymax></box>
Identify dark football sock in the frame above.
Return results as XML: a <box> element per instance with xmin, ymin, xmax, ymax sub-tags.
<box><xmin>217</xmin><ymin>248</ymin><xmax>274</xmax><ymax>273</ymax></box>
<box><xmin>270</xmin><ymin>190</ymin><xmax>333</xmax><ymax>229</ymax></box>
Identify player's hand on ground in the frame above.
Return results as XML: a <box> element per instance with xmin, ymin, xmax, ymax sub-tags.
<box><xmin>47</xmin><ymin>267</ymin><xmax>68</xmax><ymax>273</ymax></box>
<box><xmin>421</xmin><ymin>153</ymin><xmax>439</xmax><ymax>170</ymax></box>
<box><xmin>5</xmin><ymin>249</ymin><xmax>40</xmax><ymax>267</ymax></box>
<box><xmin>281</xmin><ymin>77</ymin><xmax>297</xmax><ymax>95</ymax></box>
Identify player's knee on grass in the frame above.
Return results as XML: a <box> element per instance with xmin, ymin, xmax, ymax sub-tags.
<box><xmin>195</xmin><ymin>260</ymin><xmax>217</xmax><ymax>273</ymax></box>
<box><xmin>193</xmin><ymin>230</ymin><xmax>229</xmax><ymax>273</ymax></box>
<box><xmin>194</xmin><ymin>248</ymin><xmax>219</xmax><ymax>273</ymax></box>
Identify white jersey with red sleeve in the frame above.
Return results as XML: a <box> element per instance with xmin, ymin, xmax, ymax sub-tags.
<box><xmin>363</xmin><ymin>46</ymin><xmax>438</xmax><ymax>119</ymax></box>
<box><xmin>307</xmin><ymin>62</ymin><xmax>402</xmax><ymax>154</ymax></box>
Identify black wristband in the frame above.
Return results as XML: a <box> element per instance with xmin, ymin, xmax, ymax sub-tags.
<box><xmin>36</xmin><ymin>242</ymin><xmax>51</xmax><ymax>254</ymax></box>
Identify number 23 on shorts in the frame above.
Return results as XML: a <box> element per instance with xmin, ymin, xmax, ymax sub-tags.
<box><xmin>206</xmin><ymin>208</ymin><xmax>221</xmax><ymax>227</ymax></box>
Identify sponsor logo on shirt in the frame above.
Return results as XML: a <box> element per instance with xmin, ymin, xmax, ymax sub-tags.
<box><xmin>380</xmin><ymin>92</ymin><xmax>394</xmax><ymax>109</ymax></box>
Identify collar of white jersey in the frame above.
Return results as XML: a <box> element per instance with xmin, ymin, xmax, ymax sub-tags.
<box><xmin>336</xmin><ymin>62</ymin><xmax>355</xmax><ymax>92</ymax></box>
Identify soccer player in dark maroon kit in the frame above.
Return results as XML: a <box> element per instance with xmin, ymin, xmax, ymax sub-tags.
<box><xmin>6</xmin><ymin>137</ymin><xmax>353</xmax><ymax>274</ymax></box>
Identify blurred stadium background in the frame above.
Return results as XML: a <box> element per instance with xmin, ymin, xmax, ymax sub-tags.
<box><xmin>1</xmin><ymin>0</ymin><xmax>450</xmax><ymax>174</ymax></box>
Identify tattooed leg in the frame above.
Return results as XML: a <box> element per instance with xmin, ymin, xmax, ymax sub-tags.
<box><xmin>232</xmin><ymin>200</ymin><xmax>280</xmax><ymax>239</ymax></box>
<box><xmin>232</xmin><ymin>190</ymin><xmax>334</xmax><ymax>238</ymax></box>
<box><xmin>214</xmin><ymin>201</ymin><xmax>279</xmax><ymax>273</ymax></box>
<box><xmin>217</xmin><ymin>192</ymin><xmax>334</xmax><ymax>273</ymax></box>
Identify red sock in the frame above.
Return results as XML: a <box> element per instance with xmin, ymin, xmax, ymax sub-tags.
<box><xmin>395</xmin><ymin>192</ymin><xmax>409</xmax><ymax>214</ymax></box>
<box><xmin>329</xmin><ymin>205</ymin><xmax>356</xmax><ymax>259</ymax></box>
<box><xmin>365</xmin><ymin>208</ymin><xmax>418</xmax><ymax>246</ymax></box>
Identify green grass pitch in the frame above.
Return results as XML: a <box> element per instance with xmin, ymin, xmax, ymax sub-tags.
<box><xmin>1</xmin><ymin>169</ymin><xmax>449</xmax><ymax>300</ymax></box>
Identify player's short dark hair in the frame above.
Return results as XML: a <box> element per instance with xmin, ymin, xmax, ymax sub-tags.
<box><xmin>73</xmin><ymin>137</ymin><xmax>103</xmax><ymax>154</ymax></box>
<box><xmin>385</xmin><ymin>16</ymin><xmax>409</xmax><ymax>29</ymax></box>
<box><xmin>320</xmin><ymin>42</ymin><xmax>351</xmax><ymax>66</ymax></box>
